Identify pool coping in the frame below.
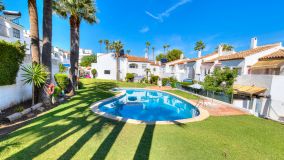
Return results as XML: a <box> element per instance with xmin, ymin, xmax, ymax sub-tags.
<box><xmin>89</xmin><ymin>88</ymin><xmax>210</xmax><ymax>125</ymax></box>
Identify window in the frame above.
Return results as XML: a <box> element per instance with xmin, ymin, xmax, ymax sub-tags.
<box><xmin>153</xmin><ymin>68</ymin><xmax>156</xmax><ymax>72</ymax></box>
<box><xmin>129</xmin><ymin>63</ymin><xmax>138</xmax><ymax>69</ymax></box>
<box><xmin>142</xmin><ymin>64</ymin><xmax>147</xmax><ymax>69</ymax></box>
<box><xmin>13</xmin><ymin>28</ymin><xmax>20</xmax><ymax>38</ymax></box>
<box><xmin>104</xmin><ymin>70</ymin><xmax>110</xmax><ymax>74</ymax></box>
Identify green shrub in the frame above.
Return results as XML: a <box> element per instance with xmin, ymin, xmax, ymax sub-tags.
<box><xmin>125</xmin><ymin>73</ymin><xmax>135</xmax><ymax>82</ymax></box>
<box><xmin>150</xmin><ymin>75</ymin><xmax>159</xmax><ymax>85</ymax></box>
<box><xmin>162</xmin><ymin>78</ymin><xmax>169</xmax><ymax>86</ymax></box>
<box><xmin>180</xmin><ymin>82</ymin><xmax>193</xmax><ymax>87</ymax></box>
<box><xmin>0</xmin><ymin>41</ymin><xmax>25</xmax><ymax>86</ymax></box>
<box><xmin>91</xmin><ymin>69</ymin><xmax>97</xmax><ymax>78</ymax></box>
<box><xmin>54</xmin><ymin>73</ymin><xmax>69</xmax><ymax>90</ymax></box>
<box><xmin>53</xmin><ymin>86</ymin><xmax>62</xmax><ymax>97</ymax></box>
<box><xmin>59</xmin><ymin>63</ymin><xmax>66</xmax><ymax>73</ymax></box>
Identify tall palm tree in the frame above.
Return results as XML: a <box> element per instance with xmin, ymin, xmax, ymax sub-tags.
<box><xmin>112</xmin><ymin>41</ymin><xmax>123</xmax><ymax>81</ymax></box>
<box><xmin>166</xmin><ymin>44</ymin><xmax>170</xmax><ymax>52</ymax></box>
<box><xmin>53</xmin><ymin>0</ymin><xmax>97</xmax><ymax>95</ymax></box>
<box><xmin>42</xmin><ymin>0</ymin><xmax>53</xmax><ymax>105</ymax></box>
<box><xmin>152</xmin><ymin>47</ymin><xmax>155</xmax><ymax>61</ymax></box>
<box><xmin>98</xmin><ymin>39</ymin><xmax>103</xmax><ymax>52</ymax></box>
<box><xmin>194</xmin><ymin>40</ymin><xmax>206</xmax><ymax>51</ymax></box>
<box><xmin>28</xmin><ymin>0</ymin><xmax>41</xmax><ymax>103</ymax></box>
<box><xmin>126</xmin><ymin>49</ymin><xmax>131</xmax><ymax>55</ymax></box>
<box><xmin>145</xmin><ymin>41</ymin><xmax>151</xmax><ymax>58</ymax></box>
<box><xmin>42</xmin><ymin>0</ymin><xmax>52</xmax><ymax>78</ymax></box>
<box><xmin>163</xmin><ymin>45</ymin><xmax>167</xmax><ymax>54</ymax></box>
<box><xmin>104</xmin><ymin>39</ymin><xmax>110</xmax><ymax>53</ymax></box>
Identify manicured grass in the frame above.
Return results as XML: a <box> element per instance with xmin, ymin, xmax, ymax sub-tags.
<box><xmin>166</xmin><ymin>89</ymin><xmax>199</xmax><ymax>100</ymax></box>
<box><xmin>0</xmin><ymin>79</ymin><xmax>284</xmax><ymax>160</ymax></box>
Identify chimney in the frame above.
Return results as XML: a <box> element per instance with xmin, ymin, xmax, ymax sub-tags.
<box><xmin>145</xmin><ymin>51</ymin><xmax>148</xmax><ymax>59</ymax></box>
<box><xmin>218</xmin><ymin>45</ymin><xmax>223</xmax><ymax>56</ymax></box>
<box><xmin>251</xmin><ymin>37</ymin><xmax>257</xmax><ymax>49</ymax></box>
<box><xmin>198</xmin><ymin>51</ymin><xmax>202</xmax><ymax>58</ymax></box>
<box><xmin>180</xmin><ymin>54</ymin><xmax>184</xmax><ymax>60</ymax></box>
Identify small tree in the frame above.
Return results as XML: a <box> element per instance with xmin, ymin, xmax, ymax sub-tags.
<box><xmin>203</xmin><ymin>68</ymin><xmax>237</xmax><ymax>94</ymax></box>
<box><xmin>166</xmin><ymin>49</ymin><xmax>183</xmax><ymax>62</ymax></box>
<box><xmin>145</xmin><ymin>68</ymin><xmax>151</xmax><ymax>82</ymax></box>
<box><xmin>80</xmin><ymin>55</ymin><xmax>97</xmax><ymax>67</ymax></box>
<box><xmin>22</xmin><ymin>64</ymin><xmax>49</xmax><ymax>105</ymax></box>
<box><xmin>156</xmin><ymin>53</ymin><xmax>167</xmax><ymax>61</ymax></box>
<box><xmin>91</xmin><ymin>68</ymin><xmax>97</xmax><ymax>78</ymax></box>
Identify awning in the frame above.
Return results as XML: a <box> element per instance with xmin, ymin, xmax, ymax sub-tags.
<box><xmin>233</xmin><ymin>84</ymin><xmax>266</xmax><ymax>96</ymax></box>
<box><xmin>251</xmin><ymin>59</ymin><xmax>284</xmax><ymax>69</ymax></box>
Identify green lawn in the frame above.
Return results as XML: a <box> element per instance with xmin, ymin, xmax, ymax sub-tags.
<box><xmin>0</xmin><ymin>79</ymin><xmax>284</xmax><ymax>160</ymax></box>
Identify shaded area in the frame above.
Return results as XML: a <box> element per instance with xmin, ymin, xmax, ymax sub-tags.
<box><xmin>91</xmin><ymin>122</ymin><xmax>125</xmax><ymax>160</ymax></box>
<box><xmin>133</xmin><ymin>124</ymin><xmax>155</xmax><ymax>160</ymax></box>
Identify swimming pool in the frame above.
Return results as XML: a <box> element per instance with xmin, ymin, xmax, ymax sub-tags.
<box><xmin>91</xmin><ymin>89</ymin><xmax>204</xmax><ymax>123</ymax></box>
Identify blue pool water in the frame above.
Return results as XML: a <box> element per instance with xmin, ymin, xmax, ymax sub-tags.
<box><xmin>99</xmin><ymin>89</ymin><xmax>200</xmax><ymax>121</ymax></box>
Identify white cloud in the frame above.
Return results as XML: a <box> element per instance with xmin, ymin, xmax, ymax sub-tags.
<box><xmin>145</xmin><ymin>0</ymin><xmax>191</xmax><ymax>22</ymax></box>
<box><xmin>139</xmin><ymin>26</ymin><xmax>150</xmax><ymax>33</ymax></box>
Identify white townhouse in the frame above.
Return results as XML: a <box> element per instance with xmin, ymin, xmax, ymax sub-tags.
<box><xmin>92</xmin><ymin>53</ymin><xmax>158</xmax><ymax>81</ymax></box>
<box><xmin>203</xmin><ymin>38</ymin><xmax>283</xmax><ymax>76</ymax></box>
<box><xmin>159</xmin><ymin>54</ymin><xmax>190</xmax><ymax>81</ymax></box>
<box><xmin>185</xmin><ymin>50</ymin><xmax>221</xmax><ymax>82</ymax></box>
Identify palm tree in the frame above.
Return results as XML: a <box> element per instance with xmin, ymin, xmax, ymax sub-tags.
<box><xmin>22</xmin><ymin>64</ymin><xmax>49</xmax><ymax>105</ymax></box>
<box><xmin>163</xmin><ymin>45</ymin><xmax>167</xmax><ymax>54</ymax></box>
<box><xmin>194</xmin><ymin>40</ymin><xmax>206</xmax><ymax>51</ymax></box>
<box><xmin>53</xmin><ymin>0</ymin><xmax>96</xmax><ymax>95</ymax></box>
<box><xmin>112</xmin><ymin>41</ymin><xmax>124</xmax><ymax>81</ymax></box>
<box><xmin>98</xmin><ymin>39</ymin><xmax>103</xmax><ymax>52</ymax></box>
<box><xmin>42</xmin><ymin>0</ymin><xmax>52</xmax><ymax>78</ymax></box>
<box><xmin>42</xmin><ymin>0</ymin><xmax>52</xmax><ymax>105</ymax></box>
<box><xmin>126</xmin><ymin>49</ymin><xmax>131</xmax><ymax>55</ymax></box>
<box><xmin>145</xmin><ymin>41</ymin><xmax>151</xmax><ymax>58</ymax></box>
<box><xmin>28</xmin><ymin>0</ymin><xmax>41</xmax><ymax>103</ymax></box>
<box><xmin>0</xmin><ymin>0</ymin><xmax>5</xmax><ymax>11</ymax></box>
<box><xmin>104</xmin><ymin>40</ymin><xmax>110</xmax><ymax>53</ymax></box>
<box><xmin>152</xmin><ymin>47</ymin><xmax>155</xmax><ymax>61</ymax></box>
<box><xmin>222</xmin><ymin>44</ymin><xmax>234</xmax><ymax>51</ymax></box>
<box><xmin>166</xmin><ymin>44</ymin><xmax>170</xmax><ymax>52</ymax></box>
<box><xmin>145</xmin><ymin>68</ymin><xmax>151</xmax><ymax>82</ymax></box>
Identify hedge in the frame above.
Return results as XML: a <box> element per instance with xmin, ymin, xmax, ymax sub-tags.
<box><xmin>125</xmin><ymin>73</ymin><xmax>135</xmax><ymax>82</ymax></box>
<box><xmin>0</xmin><ymin>41</ymin><xmax>25</xmax><ymax>86</ymax></box>
<box><xmin>54</xmin><ymin>73</ymin><xmax>69</xmax><ymax>90</ymax></box>
<box><xmin>150</xmin><ymin>75</ymin><xmax>159</xmax><ymax>85</ymax></box>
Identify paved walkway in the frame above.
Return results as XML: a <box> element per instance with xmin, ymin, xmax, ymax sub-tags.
<box><xmin>146</xmin><ymin>86</ymin><xmax>173</xmax><ymax>91</ymax></box>
<box><xmin>189</xmin><ymin>99</ymin><xmax>248</xmax><ymax>116</ymax></box>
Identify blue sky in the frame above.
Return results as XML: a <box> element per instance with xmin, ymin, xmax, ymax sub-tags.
<box><xmin>3</xmin><ymin>0</ymin><xmax>284</xmax><ymax>58</ymax></box>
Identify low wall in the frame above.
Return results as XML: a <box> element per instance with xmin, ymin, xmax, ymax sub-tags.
<box><xmin>234</xmin><ymin>75</ymin><xmax>284</xmax><ymax>122</ymax></box>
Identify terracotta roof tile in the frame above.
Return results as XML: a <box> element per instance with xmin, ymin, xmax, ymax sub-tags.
<box><xmin>218</xmin><ymin>44</ymin><xmax>279</xmax><ymax>61</ymax></box>
<box><xmin>203</xmin><ymin>43</ymin><xmax>280</xmax><ymax>63</ymax></box>
<box><xmin>126</xmin><ymin>55</ymin><xmax>149</xmax><ymax>62</ymax></box>
<box><xmin>259</xmin><ymin>49</ymin><xmax>284</xmax><ymax>60</ymax></box>
<box><xmin>150</xmin><ymin>61</ymin><xmax>161</xmax><ymax>66</ymax></box>
<box><xmin>186</xmin><ymin>52</ymin><xmax>218</xmax><ymax>63</ymax></box>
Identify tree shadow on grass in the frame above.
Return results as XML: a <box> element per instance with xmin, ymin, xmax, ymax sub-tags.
<box><xmin>133</xmin><ymin>124</ymin><xmax>155</xmax><ymax>160</ymax></box>
<box><xmin>91</xmin><ymin>122</ymin><xmax>126</xmax><ymax>160</ymax></box>
<box><xmin>0</xmin><ymin>81</ymin><xmax>120</xmax><ymax>159</ymax></box>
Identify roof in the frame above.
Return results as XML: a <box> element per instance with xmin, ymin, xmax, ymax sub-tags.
<box><xmin>168</xmin><ymin>59</ymin><xmax>188</xmax><ymax>66</ymax></box>
<box><xmin>187</xmin><ymin>52</ymin><xmax>218</xmax><ymax>63</ymax></box>
<box><xmin>218</xmin><ymin>44</ymin><xmax>279</xmax><ymax>61</ymax></box>
<box><xmin>251</xmin><ymin>59</ymin><xmax>284</xmax><ymax>69</ymax></box>
<box><xmin>126</xmin><ymin>55</ymin><xmax>149</xmax><ymax>63</ymax></box>
<box><xmin>259</xmin><ymin>49</ymin><xmax>284</xmax><ymax>60</ymax></box>
<box><xmin>233</xmin><ymin>84</ymin><xmax>266</xmax><ymax>96</ymax></box>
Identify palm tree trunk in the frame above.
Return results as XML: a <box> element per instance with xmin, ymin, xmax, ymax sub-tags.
<box><xmin>68</xmin><ymin>16</ymin><xmax>80</xmax><ymax>96</ymax></box>
<box><xmin>28</xmin><ymin>0</ymin><xmax>41</xmax><ymax>104</ymax></box>
<box><xmin>116</xmin><ymin>55</ymin><xmax>120</xmax><ymax>81</ymax></box>
<box><xmin>41</xmin><ymin>0</ymin><xmax>52</xmax><ymax>105</ymax></box>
